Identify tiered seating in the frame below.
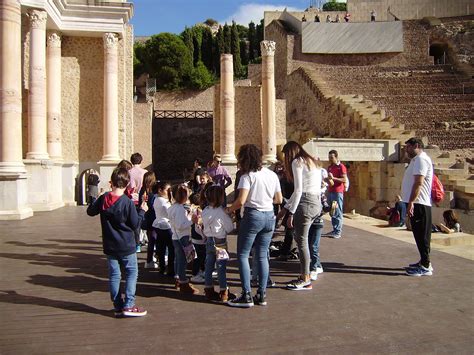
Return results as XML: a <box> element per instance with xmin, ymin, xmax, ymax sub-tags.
<box><xmin>305</xmin><ymin>65</ymin><xmax>474</xmax><ymax>151</ymax></box>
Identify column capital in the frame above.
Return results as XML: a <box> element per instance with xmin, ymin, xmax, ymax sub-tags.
<box><xmin>103</xmin><ymin>32</ymin><xmax>119</xmax><ymax>51</ymax></box>
<box><xmin>260</xmin><ymin>40</ymin><xmax>276</xmax><ymax>56</ymax></box>
<box><xmin>47</xmin><ymin>31</ymin><xmax>61</xmax><ymax>48</ymax></box>
<box><xmin>27</xmin><ymin>9</ymin><xmax>47</xmax><ymax>30</ymax></box>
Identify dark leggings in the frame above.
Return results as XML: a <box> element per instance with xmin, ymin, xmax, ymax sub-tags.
<box><xmin>192</xmin><ymin>243</ymin><xmax>206</xmax><ymax>276</ymax></box>
<box><xmin>146</xmin><ymin>229</ymin><xmax>157</xmax><ymax>263</ymax></box>
<box><xmin>155</xmin><ymin>228</ymin><xmax>175</xmax><ymax>274</ymax></box>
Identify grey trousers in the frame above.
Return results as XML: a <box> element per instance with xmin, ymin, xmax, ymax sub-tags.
<box><xmin>292</xmin><ymin>193</ymin><xmax>322</xmax><ymax>275</ymax></box>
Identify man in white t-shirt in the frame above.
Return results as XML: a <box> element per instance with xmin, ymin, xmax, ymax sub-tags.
<box><xmin>401</xmin><ymin>138</ymin><xmax>434</xmax><ymax>276</ymax></box>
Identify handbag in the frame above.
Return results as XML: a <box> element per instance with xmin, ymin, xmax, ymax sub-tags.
<box><xmin>179</xmin><ymin>236</ymin><xmax>197</xmax><ymax>263</ymax></box>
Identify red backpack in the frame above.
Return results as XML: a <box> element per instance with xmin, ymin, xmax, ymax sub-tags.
<box><xmin>431</xmin><ymin>174</ymin><xmax>444</xmax><ymax>204</ymax></box>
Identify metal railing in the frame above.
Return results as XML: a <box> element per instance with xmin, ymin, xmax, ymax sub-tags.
<box><xmin>154</xmin><ymin>110</ymin><xmax>213</xmax><ymax>119</ymax></box>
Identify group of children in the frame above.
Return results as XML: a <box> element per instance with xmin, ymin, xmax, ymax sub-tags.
<box><xmin>88</xmin><ymin>161</ymin><xmax>237</xmax><ymax>317</ymax></box>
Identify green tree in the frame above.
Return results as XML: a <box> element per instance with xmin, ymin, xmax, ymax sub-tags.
<box><xmin>142</xmin><ymin>33</ymin><xmax>193</xmax><ymax>90</ymax></box>
<box><xmin>247</xmin><ymin>21</ymin><xmax>257</xmax><ymax>62</ymax></box>
<box><xmin>181</xmin><ymin>27</ymin><xmax>194</xmax><ymax>64</ymax></box>
<box><xmin>201</xmin><ymin>26</ymin><xmax>214</xmax><ymax>72</ymax></box>
<box><xmin>240</xmin><ymin>39</ymin><xmax>249</xmax><ymax>66</ymax></box>
<box><xmin>223</xmin><ymin>23</ymin><xmax>231</xmax><ymax>54</ymax></box>
<box><xmin>204</xmin><ymin>18</ymin><xmax>218</xmax><ymax>27</ymax></box>
<box><xmin>323</xmin><ymin>0</ymin><xmax>347</xmax><ymax>11</ymax></box>
<box><xmin>231</xmin><ymin>21</ymin><xmax>242</xmax><ymax>77</ymax></box>
<box><xmin>189</xmin><ymin>61</ymin><xmax>215</xmax><ymax>89</ymax></box>
<box><xmin>133</xmin><ymin>41</ymin><xmax>146</xmax><ymax>77</ymax></box>
<box><xmin>256</xmin><ymin>19</ymin><xmax>264</xmax><ymax>57</ymax></box>
<box><xmin>192</xmin><ymin>26</ymin><xmax>203</xmax><ymax>66</ymax></box>
<box><xmin>213</xmin><ymin>26</ymin><xmax>225</xmax><ymax>73</ymax></box>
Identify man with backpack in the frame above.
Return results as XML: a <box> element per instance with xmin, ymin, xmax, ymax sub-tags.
<box><xmin>401</xmin><ymin>138</ymin><xmax>434</xmax><ymax>277</ymax></box>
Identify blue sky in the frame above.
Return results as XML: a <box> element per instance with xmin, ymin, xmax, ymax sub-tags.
<box><xmin>130</xmin><ymin>0</ymin><xmax>319</xmax><ymax>36</ymax></box>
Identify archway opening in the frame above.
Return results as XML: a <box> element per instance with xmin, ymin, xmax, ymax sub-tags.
<box><xmin>429</xmin><ymin>42</ymin><xmax>449</xmax><ymax>65</ymax></box>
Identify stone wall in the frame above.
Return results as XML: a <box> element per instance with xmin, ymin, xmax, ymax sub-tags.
<box><xmin>122</xmin><ymin>24</ymin><xmax>134</xmax><ymax>161</ymax></box>
<box><xmin>133</xmin><ymin>101</ymin><xmax>153</xmax><ymax>168</ymax></box>
<box><xmin>347</xmin><ymin>0</ymin><xmax>472</xmax><ymax>22</ymax></box>
<box><xmin>61</xmin><ymin>36</ymin><xmax>104</xmax><ymax>163</ymax></box>
<box><xmin>247</xmin><ymin>64</ymin><xmax>262</xmax><ymax>85</ymax></box>
<box><xmin>154</xmin><ymin>87</ymin><xmax>214</xmax><ymax>111</ymax></box>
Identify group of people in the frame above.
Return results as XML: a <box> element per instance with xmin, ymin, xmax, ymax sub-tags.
<box><xmin>304</xmin><ymin>13</ymin><xmax>351</xmax><ymax>23</ymax></box>
<box><xmin>87</xmin><ymin>136</ymin><xmax>447</xmax><ymax>317</ymax></box>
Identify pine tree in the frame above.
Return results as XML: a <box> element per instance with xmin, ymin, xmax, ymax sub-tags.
<box><xmin>248</xmin><ymin>21</ymin><xmax>256</xmax><ymax>62</ymax></box>
<box><xmin>240</xmin><ymin>39</ymin><xmax>249</xmax><ymax>66</ymax></box>
<box><xmin>256</xmin><ymin>19</ymin><xmax>264</xmax><ymax>57</ymax></box>
<box><xmin>201</xmin><ymin>26</ymin><xmax>213</xmax><ymax>72</ymax></box>
<box><xmin>213</xmin><ymin>26</ymin><xmax>225</xmax><ymax>73</ymax></box>
<box><xmin>223</xmin><ymin>23</ymin><xmax>231</xmax><ymax>54</ymax></box>
<box><xmin>192</xmin><ymin>27</ymin><xmax>202</xmax><ymax>66</ymax></box>
<box><xmin>181</xmin><ymin>27</ymin><xmax>194</xmax><ymax>63</ymax></box>
<box><xmin>231</xmin><ymin>21</ymin><xmax>242</xmax><ymax>77</ymax></box>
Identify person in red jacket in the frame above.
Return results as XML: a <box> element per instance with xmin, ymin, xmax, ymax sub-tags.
<box><xmin>323</xmin><ymin>150</ymin><xmax>347</xmax><ymax>239</ymax></box>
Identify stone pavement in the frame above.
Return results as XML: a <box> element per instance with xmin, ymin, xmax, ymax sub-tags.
<box><xmin>0</xmin><ymin>207</ymin><xmax>473</xmax><ymax>354</ymax></box>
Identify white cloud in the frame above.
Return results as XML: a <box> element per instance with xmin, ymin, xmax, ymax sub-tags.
<box><xmin>221</xmin><ymin>3</ymin><xmax>303</xmax><ymax>26</ymax></box>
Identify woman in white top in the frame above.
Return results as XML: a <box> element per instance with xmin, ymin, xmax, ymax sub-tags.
<box><xmin>282</xmin><ymin>141</ymin><xmax>322</xmax><ymax>291</ymax></box>
<box><xmin>227</xmin><ymin>144</ymin><xmax>282</xmax><ymax>308</ymax></box>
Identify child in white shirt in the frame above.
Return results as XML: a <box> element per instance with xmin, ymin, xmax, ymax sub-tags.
<box><xmin>168</xmin><ymin>184</ymin><xmax>199</xmax><ymax>295</ymax></box>
<box><xmin>201</xmin><ymin>185</ymin><xmax>235</xmax><ymax>302</ymax></box>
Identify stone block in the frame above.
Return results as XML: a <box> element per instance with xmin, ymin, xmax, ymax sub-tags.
<box><xmin>24</xmin><ymin>160</ymin><xmax>64</xmax><ymax>211</ymax></box>
<box><xmin>0</xmin><ymin>174</ymin><xmax>34</xmax><ymax>220</ymax></box>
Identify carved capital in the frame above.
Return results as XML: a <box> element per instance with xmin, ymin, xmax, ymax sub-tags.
<box><xmin>103</xmin><ymin>33</ymin><xmax>119</xmax><ymax>51</ymax></box>
<box><xmin>47</xmin><ymin>32</ymin><xmax>62</xmax><ymax>48</ymax></box>
<box><xmin>260</xmin><ymin>40</ymin><xmax>276</xmax><ymax>56</ymax></box>
<box><xmin>28</xmin><ymin>9</ymin><xmax>47</xmax><ymax>30</ymax></box>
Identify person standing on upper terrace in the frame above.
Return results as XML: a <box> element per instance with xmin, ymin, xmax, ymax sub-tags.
<box><xmin>370</xmin><ymin>9</ymin><xmax>376</xmax><ymax>22</ymax></box>
<box><xmin>323</xmin><ymin>150</ymin><xmax>347</xmax><ymax>239</ymax></box>
<box><xmin>402</xmin><ymin>138</ymin><xmax>434</xmax><ymax>277</ymax></box>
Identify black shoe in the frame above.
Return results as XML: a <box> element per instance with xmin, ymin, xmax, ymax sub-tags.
<box><xmin>253</xmin><ymin>291</ymin><xmax>267</xmax><ymax>306</ymax></box>
<box><xmin>227</xmin><ymin>292</ymin><xmax>254</xmax><ymax>308</ymax></box>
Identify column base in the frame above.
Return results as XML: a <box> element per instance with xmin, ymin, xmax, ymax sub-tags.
<box><xmin>0</xmin><ymin>162</ymin><xmax>27</xmax><ymax>175</ymax></box>
<box><xmin>0</xmin><ymin>174</ymin><xmax>34</xmax><ymax>220</ymax></box>
<box><xmin>220</xmin><ymin>154</ymin><xmax>237</xmax><ymax>164</ymax></box>
<box><xmin>98</xmin><ymin>155</ymin><xmax>121</xmax><ymax>164</ymax></box>
<box><xmin>262</xmin><ymin>154</ymin><xmax>277</xmax><ymax>164</ymax></box>
<box><xmin>26</xmin><ymin>152</ymin><xmax>50</xmax><ymax>160</ymax></box>
<box><xmin>24</xmin><ymin>159</ymin><xmax>64</xmax><ymax>212</ymax></box>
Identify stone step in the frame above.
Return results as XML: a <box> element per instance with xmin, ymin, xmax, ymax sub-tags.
<box><xmin>431</xmin><ymin>233</ymin><xmax>474</xmax><ymax>246</ymax></box>
<box><xmin>455</xmin><ymin>185</ymin><xmax>474</xmax><ymax>194</ymax></box>
<box><xmin>454</xmin><ymin>192</ymin><xmax>474</xmax><ymax>210</ymax></box>
<box><xmin>435</xmin><ymin>168</ymin><xmax>468</xmax><ymax>176</ymax></box>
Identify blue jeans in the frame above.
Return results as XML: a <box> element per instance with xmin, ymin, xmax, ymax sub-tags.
<box><xmin>106</xmin><ymin>253</ymin><xmax>138</xmax><ymax>310</ymax></box>
<box><xmin>237</xmin><ymin>208</ymin><xmax>275</xmax><ymax>294</ymax></box>
<box><xmin>328</xmin><ymin>192</ymin><xmax>344</xmax><ymax>235</ymax></box>
<box><xmin>205</xmin><ymin>237</ymin><xmax>227</xmax><ymax>290</ymax></box>
<box><xmin>251</xmin><ymin>247</ymin><xmax>272</xmax><ymax>286</ymax></box>
<box><xmin>308</xmin><ymin>219</ymin><xmax>323</xmax><ymax>271</ymax></box>
<box><xmin>173</xmin><ymin>236</ymin><xmax>190</xmax><ymax>282</ymax></box>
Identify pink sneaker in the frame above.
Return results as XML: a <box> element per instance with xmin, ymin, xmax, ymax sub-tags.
<box><xmin>122</xmin><ymin>306</ymin><xmax>147</xmax><ymax>317</ymax></box>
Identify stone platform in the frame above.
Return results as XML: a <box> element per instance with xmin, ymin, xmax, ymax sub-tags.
<box><xmin>0</xmin><ymin>207</ymin><xmax>473</xmax><ymax>353</ymax></box>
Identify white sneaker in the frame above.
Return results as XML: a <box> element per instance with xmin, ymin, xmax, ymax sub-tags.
<box><xmin>144</xmin><ymin>261</ymin><xmax>158</xmax><ymax>269</ymax></box>
<box><xmin>310</xmin><ymin>271</ymin><xmax>318</xmax><ymax>281</ymax></box>
<box><xmin>212</xmin><ymin>270</ymin><xmax>218</xmax><ymax>278</ymax></box>
<box><xmin>190</xmin><ymin>274</ymin><xmax>205</xmax><ymax>284</ymax></box>
<box><xmin>316</xmin><ymin>266</ymin><xmax>324</xmax><ymax>274</ymax></box>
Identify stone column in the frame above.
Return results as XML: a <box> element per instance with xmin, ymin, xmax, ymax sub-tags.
<box><xmin>0</xmin><ymin>0</ymin><xmax>33</xmax><ymax>219</ymax></box>
<box><xmin>46</xmin><ymin>31</ymin><xmax>62</xmax><ymax>160</ymax></box>
<box><xmin>26</xmin><ymin>9</ymin><xmax>49</xmax><ymax>160</ymax></box>
<box><xmin>219</xmin><ymin>54</ymin><xmax>236</xmax><ymax>163</ymax></box>
<box><xmin>0</xmin><ymin>0</ymin><xmax>25</xmax><ymax>174</ymax></box>
<box><xmin>100</xmin><ymin>32</ymin><xmax>120</xmax><ymax>162</ymax></box>
<box><xmin>261</xmin><ymin>40</ymin><xmax>277</xmax><ymax>163</ymax></box>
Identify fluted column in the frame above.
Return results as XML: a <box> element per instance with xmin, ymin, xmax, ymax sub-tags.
<box><xmin>219</xmin><ymin>54</ymin><xmax>236</xmax><ymax>163</ymax></box>
<box><xmin>46</xmin><ymin>31</ymin><xmax>62</xmax><ymax>160</ymax></box>
<box><xmin>26</xmin><ymin>9</ymin><xmax>49</xmax><ymax>160</ymax></box>
<box><xmin>261</xmin><ymin>40</ymin><xmax>277</xmax><ymax>163</ymax></box>
<box><xmin>0</xmin><ymin>0</ymin><xmax>25</xmax><ymax>174</ymax></box>
<box><xmin>101</xmin><ymin>32</ymin><xmax>120</xmax><ymax>162</ymax></box>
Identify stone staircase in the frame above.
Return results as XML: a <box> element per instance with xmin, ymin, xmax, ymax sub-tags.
<box><xmin>296</xmin><ymin>66</ymin><xmax>474</xmax><ymax>212</ymax></box>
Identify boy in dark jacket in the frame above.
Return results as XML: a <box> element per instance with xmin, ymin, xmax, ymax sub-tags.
<box><xmin>87</xmin><ymin>167</ymin><xmax>148</xmax><ymax>317</ymax></box>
